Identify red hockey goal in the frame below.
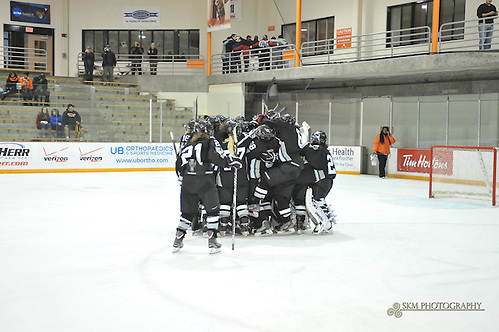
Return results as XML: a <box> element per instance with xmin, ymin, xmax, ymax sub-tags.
<box><xmin>429</xmin><ymin>145</ymin><xmax>498</xmax><ymax>206</ymax></box>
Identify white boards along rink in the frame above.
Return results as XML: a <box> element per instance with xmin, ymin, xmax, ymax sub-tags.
<box><xmin>0</xmin><ymin>142</ymin><xmax>364</xmax><ymax>175</ymax></box>
<box><xmin>0</xmin><ymin>142</ymin><xmax>177</xmax><ymax>173</ymax></box>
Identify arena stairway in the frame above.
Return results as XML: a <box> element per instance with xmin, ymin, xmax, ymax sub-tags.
<box><xmin>0</xmin><ymin>75</ymin><xmax>191</xmax><ymax>142</ymax></box>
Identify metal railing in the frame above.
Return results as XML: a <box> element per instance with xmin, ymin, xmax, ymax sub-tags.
<box><xmin>439</xmin><ymin>18</ymin><xmax>498</xmax><ymax>52</ymax></box>
<box><xmin>76</xmin><ymin>53</ymin><xmax>205</xmax><ymax>77</ymax></box>
<box><xmin>0</xmin><ymin>45</ymin><xmax>48</xmax><ymax>72</ymax></box>
<box><xmin>210</xmin><ymin>44</ymin><xmax>297</xmax><ymax>74</ymax></box>
<box><xmin>301</xmin><ymin>26</ymin><xmax>431</xmax><ymax>65</ymax></box>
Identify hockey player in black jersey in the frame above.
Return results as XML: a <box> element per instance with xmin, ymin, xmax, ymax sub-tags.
<box><xmin>216</xmin><ymin>119</ymin><xmax>251</xmax><ymax>236</ymax></box>
<box><xmin>173</xmin><ymin>120</ymin><xmax>242</xmax><ymax>254</ymax></box>
<box><xmin>254</xmin><ymin>113</ymin><xmax>305</xmax><ymax>234</ymax></box>
<box><xmin>180</xmin><ymin>119</ymin><xmax>196</xmax><ymax>149</ymax></box>
<box><xmin>246</xmin><ymin>124</ymin><xmax>280</xmax><ymax>235</ymax></box>
<box><xmin>301</xmin><ymin>131</ymin><xmax>337</xmax><ymax>234</ymax></box>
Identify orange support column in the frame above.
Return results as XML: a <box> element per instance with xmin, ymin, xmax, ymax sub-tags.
<box><xmin>431</xmin><ymin>0</ymin><xmax>440</xmax><ymax>53</ymax></box>
<box><xmin>207</xmin><ymin>32</ymin><xmax>212</xmax><ymax>75</ymax></box>
<box><xmin>295</xmin><ymin>0</ymin><xmax>302</xmax><ymax>67</ymax></box>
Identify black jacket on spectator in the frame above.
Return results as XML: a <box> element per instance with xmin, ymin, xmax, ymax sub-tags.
<box><xmin>32</xmin><ymin>75</ymin><xmax>48</xmax><ymax>92</ymax></box>
<box><xmin>130</xmin><ymin>46</ymin><xmax>144</xmax><ymax>59</ymax></box>
<box><xmin>62</xmin><ymin>109</ymin><xmax>81</xmax><ymax>128</ymax></box>
<box><xmin>102</xmin><ymin>50</ymin><xmax>116</xmax><ymax>67</ymax></box>
<box><xmin>83</xmin><ymin>51</ymin><xmax>95</xmax><ymax>67</ymax></box>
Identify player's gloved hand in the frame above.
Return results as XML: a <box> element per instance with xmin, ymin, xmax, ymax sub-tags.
<box><xmin>256</xmin><ymin>114</ymin><xmax>267</xmax><ymax>124</ymax></box>
<box><xmin>178</xmin><ymin>175</ymin><xmax>183</xmax><ymax>186</ymax></box>
<box><xmin>229</xmin><ymin>159</ymin><xmax>243</xmax><ymax>169</ymax></box>
<box><xmin>261</xmin><ymin>150</ymin><xmax>275</xmax><ymax>163</ymax></box>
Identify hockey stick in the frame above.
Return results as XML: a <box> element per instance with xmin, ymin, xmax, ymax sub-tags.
<box><xmin>231</xmin><ymin>124</ymin><xmax>239</xmax><ymax>250</ymax></box>
<box><xmin>170</xmin><ymin>131</ymin><xmax>178</xmax><ymax>156</ymax></box>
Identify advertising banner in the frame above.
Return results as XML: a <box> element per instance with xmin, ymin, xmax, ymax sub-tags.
<box><xmin>10</xmin><ymin>1</ymin><xmax>50</xmax><ymax>25</ymax></box>
<box><xmin>0</xmin><ymin>142</ymin><xmax>176</xmax><ymax>173</ymax></box>
<box><xmin>123</xmin><ymin>7</ymin><xmax>160</xmax><ymax>27</ymax></box>
<box><xmin>208</xmin><ymin>0</ymin><xmax>231</xmax><ymax>32</ymax></box>
<box><xmin>397</xmin><ymin>148</ymin><xmax>453</xmax><ymax>175</ymax></box>
<box><xmin>328</xmin><ymin>146</ymin><xmax>361</xmax><ymax>175</ymax></box>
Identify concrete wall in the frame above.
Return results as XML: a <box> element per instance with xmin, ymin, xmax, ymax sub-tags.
<box><xmin>157</xmin><ymin>82</ymin><xmax>245</xmax><ymax>118</ymax></box>
<box><xmin>1</xmin><ymin>0</ymin><xmax>488</xmax><ymax>77</ymax></box>
<box><xmin>0</xmin><ymin>0</ymin><xmax>69</xmax><ymax>75</ymax></box>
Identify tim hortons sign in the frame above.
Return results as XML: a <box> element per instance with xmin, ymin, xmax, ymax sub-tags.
<box><xmin>397</xmin><ymin>148</ymin><xmax>453</xmax><ymax>175</ymax></box>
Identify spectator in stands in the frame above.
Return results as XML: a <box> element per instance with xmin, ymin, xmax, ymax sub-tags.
<box><xmin>234</xmin><ymin>35</ymin><xmax>255</xmax><ymax>72</ymax></box>
<box><xmin>0</xmin><ymin>71</ymin><xmax>19</xmax><ymax>101</ymax></box>
<box><xmin>258</xmin><ymin>35</ymin><xmax>277</xmax><ymax>71</ymax></box>
<box><xmin>102</xmin><ymin>45</ymin><xmax>116</xmax><ymax>83</ymax></box>
<box><xmin>62</xmin><ymin>103</ymin><xmax>83</xmax><ymax>140</ymax></box>
<box><xmin>147</xmin><ymin>42</ymin><xmax>159</xmax><ymax>75</ymax></box>
<box><xmin>50</xmin><ymin>108</ymin><xmax>63</xmax><ymax>139</ymax></box>
<box><xmin>130</xmin><ymin>41</ymin><xmax>144</xmax><ymax>75</ymax></box>
<box><xmin>221</xmin><ymin>36</ymin><xmax>232</xmax><ymax>74</ymax></box>
<box><xmin>36</xmin><ymin>106</ymin><xmax>51</xmax><ymax>139</ymax></box>
<box><xmin>224</xmin><ymin>34</ymin><xmax>239</xmax><ymax>73</ymax></box>
<box><xmin>271</xmin><ymin>35</ymin><xmax>288</xmax><ymax>69</ymax></box>
<box><xmin>20</xmin><ymin>72</ymin><xmax>34</xmax><ymax>106</ymax></box>
<box><xmin>373</xmin><ymin>126</ymin><xmax>396</xmax><ymax>178</ymax></box>
<box><xmin>477</xmin><ymin>0</ymin><xmax>498</xmax><ymax>50</ymax></box>
<box><xmin>249</xmin><ymin>36</ymin><xmax>260</xmax><ymax>71</ymax></box>
<box><xmin>230</xmin><ymin>35</ymin><xmax>243</xmax><ymax>73</ymax></box>
<box><xmin>83</xmin><ymin>46</ymin><xmax>95</xmax><ymax>83</ymax></box>
<box><xmin>33</xmin><ymin>73</ymin><xmax>50</xmax><ymax>106</ymax></box>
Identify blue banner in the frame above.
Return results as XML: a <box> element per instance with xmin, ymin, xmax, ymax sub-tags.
<box><xmin>10</xmin><ymin>1</ymin><xmax>51</xmax><ymax>25</ymax></box>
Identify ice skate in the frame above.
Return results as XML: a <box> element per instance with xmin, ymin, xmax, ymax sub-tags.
<box><xmin>275</xmin><ymin>220</ymin><xmax>296</xmax><ymax>235</ymax></box>
<box><xmin>207</xmin><ymin>230</ymin><xmax>221</xmax><ymax>254</ymax></box>
<box><xmin>253</xmin><ymin>220</ymin><xmax>273</xmax><ymax>237</ymax></box>
<box><xmin>219</xmin><ymin>222</ymin><xmax>228</xmax><ymax>237</ymax></box>
<box><xmin>239</xmin><ymin>217</ymin><xmax>250</xmax><ymax>237</ymax></box>
<box><xmin>172</xmin><ymin>229</ymin><xmax>186</xmax><ymax>253</ymax></box>
<box><xmin>295</xmin><ymin>215</ymin><xmax>307</xmax><ymax>235</ymax></box>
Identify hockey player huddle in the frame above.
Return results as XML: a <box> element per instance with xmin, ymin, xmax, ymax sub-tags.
<box><xmin>172</xmin><ymin>111</ymin><xmax>337</xmax><ymax>254</ymax></box>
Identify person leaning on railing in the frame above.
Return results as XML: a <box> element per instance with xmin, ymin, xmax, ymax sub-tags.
<box><xmin>0</xmin><ymin>71</ymin><xmax>19</xmax><ymax>101</ymax></box>
<box><xmin>477</xmin><ymin>0</ymin><xmax>498</xmax><ymax>50</ymax></box>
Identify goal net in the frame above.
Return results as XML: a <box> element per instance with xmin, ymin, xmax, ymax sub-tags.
<box><xmin>429</xmin><ymin>145</ymin><xmax>498</xmax><ymax>206</ymax></box>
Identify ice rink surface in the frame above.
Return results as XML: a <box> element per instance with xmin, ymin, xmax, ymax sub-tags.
<box><xmin>0</xmin><ymin>171</ymin><xmax>498</xmax><ymax>332</ymax></box>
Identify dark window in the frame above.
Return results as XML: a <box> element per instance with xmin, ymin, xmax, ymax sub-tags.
<box><xmin>82</xmin><ymin>29</ymin><xmax>200</xmax><ymax>56</ymax></box>
<box><xmin>282</xmin><ymin>16</ymin><xmax>334</xmax><ymax>56</ymax></box>
<box><xmin>387</xmin><ymin>0</ymin><xmax>465</xmax><ymax>46</ymax></box>
<box><xmin>282</xmin><ymin>16</ymin><xmax>334</xmax><ymax>45</ymax></box>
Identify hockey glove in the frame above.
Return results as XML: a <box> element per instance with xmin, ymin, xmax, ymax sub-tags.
<box><xmin>261</xmin><ymin>150</ymin><xmax>276</xmax><ymax>163</ymax></box>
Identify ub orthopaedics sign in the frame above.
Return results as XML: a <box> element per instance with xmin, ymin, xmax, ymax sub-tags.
<box><xmin>0</xmin><ymin>142</ymin><xmax>176</xmax><ymax>173</ymax></box>
<box><xmin>387</xmin><ymin>301</ymin><xmax>484</xmax><ymax>318</ymax></box>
